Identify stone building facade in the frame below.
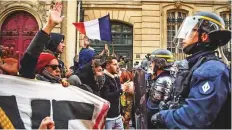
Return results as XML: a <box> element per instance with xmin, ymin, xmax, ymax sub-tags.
<box><xmin>0</xmin><ymin>0</ymin><xmax>231</xmax><ymax>68</ymax></box>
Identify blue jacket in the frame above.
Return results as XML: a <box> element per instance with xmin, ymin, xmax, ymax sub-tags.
<box><xmin>159</xmin><ymin>51</ymin><xmax>231</xmax><ymax>129</ymax></box>
<box><xmin>78</xmin><ymin>48</ymin><xmax>95</xmax><ymax>69</ymax></box>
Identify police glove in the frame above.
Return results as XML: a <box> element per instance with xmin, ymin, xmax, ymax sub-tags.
<box><xmin>151</xmin><ymin>112</ymin><xmax>164</xmax><ymax>127</ymax></box>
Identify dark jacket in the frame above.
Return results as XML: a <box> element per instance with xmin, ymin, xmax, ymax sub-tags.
<box><xmin>76</xmin><ymin>62</ymin><xmax>99</xmax><ymax>95</ymax></box>
<box><xmin>100</xmin><ymin>70</ymin><xmax>123</xmax><ymax>118</ymax></box>
<box><xmin>19</xmin><ymin>30</ymin><xmax>50</xmax><ymax>79</ymax></box>
<box><xmin>58</xmin><ymin>59</ymin><xmax>67</xmax><ymax>78</ymax></box>
<box><xmin>159</xmin><ymin>51</ymin><xmax>231</xmax><ymax>129</ymax></box>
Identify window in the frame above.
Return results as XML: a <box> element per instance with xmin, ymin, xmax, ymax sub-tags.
<box><xmin>220</xmin><ymin>11</ymin><xmax>231</xmax><ymax>61</ymax></box>
<box><xmin>167</xmin><ymin>10</ymin><xmax>188</xmax><ymax>60</ymax></box>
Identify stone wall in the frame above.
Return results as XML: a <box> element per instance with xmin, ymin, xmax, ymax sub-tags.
<box><xmin>0</xmin><ymin>0</ymin><xmax>230</xmax><ymax>66</ymax></box>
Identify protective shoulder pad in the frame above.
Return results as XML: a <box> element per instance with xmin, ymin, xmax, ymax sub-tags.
<box><xmin>193</xmin><ymin>60</ymin><xmax>227</xmax><ymax>79</ymax></box>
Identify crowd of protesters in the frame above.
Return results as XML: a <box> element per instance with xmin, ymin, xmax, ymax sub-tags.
<box><xmin>0</xmin><ymin>2</ymin><xmax>135</xmax><ymax>129</ymax></box>
<box><xmin>0</xmin><ymin>1</ymin><xmax>231</xmax><ymax>130</ymax></box>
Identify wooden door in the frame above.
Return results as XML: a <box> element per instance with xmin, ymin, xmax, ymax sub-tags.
<box><xmin>0</xmin><ymin>11</ymin><xmax>39</xmax><ymax>60</ymax></box>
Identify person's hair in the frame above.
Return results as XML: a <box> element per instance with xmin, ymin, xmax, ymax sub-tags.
<box><xmin>105</xmin><ymin>56</ymin><xmax>117</xmax><ymax>66</ymax></box>
<box><xmin>92</xmin><ymin>60</ymin><xmax>102</xmax><ymax>68</ymax></box>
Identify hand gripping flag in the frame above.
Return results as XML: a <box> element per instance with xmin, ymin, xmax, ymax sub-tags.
<box><xmin>0</xmin><ymin>74</ymin><xmax>110</xmax><ymax>129</ymax></box>
<box><xmin>73</xmin><ymin>14</ymin><xmax>112</xmax><ymax>41</ymax></box>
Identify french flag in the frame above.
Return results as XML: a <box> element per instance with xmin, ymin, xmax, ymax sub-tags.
<box><xmin>73</xmin><ymin>14</ymin><xmax>112</xmax><ymax>41</ymax></box>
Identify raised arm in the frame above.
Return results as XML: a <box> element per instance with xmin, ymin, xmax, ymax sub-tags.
<box><xmin>19</xmin><ymin>1</ymin><xmax>64</xmax><ymax>78</ymax></box>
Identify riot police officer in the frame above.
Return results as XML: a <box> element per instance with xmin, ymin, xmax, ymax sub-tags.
<box><xmin>151</xmin><ymin>12</ymin><xmax>231</xmax><ymax>129</ymax></box>
<box><xmin>146</xmin><ymin>49</ymin><xmax>174</xmax><ymax>128</ymax></box>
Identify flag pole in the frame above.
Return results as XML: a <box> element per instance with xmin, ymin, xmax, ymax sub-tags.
<box><xmin>76</xmin><ymin>0</ymin><xmax>81</xmax><ymax>55</ymax></box>
<box><xmin>111</xmin><ymin>41</ymin><xmax>115</xmax><ymax>57</ymax></box>
<box><xmin>107</xmin><ymin>13</ymin><xmax>114</xmax><ymax>57</ymax></box>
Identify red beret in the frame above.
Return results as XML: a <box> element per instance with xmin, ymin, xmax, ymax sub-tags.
<box><xmin>36</xmin><ymin>53</ymin><xmax>57</xmax><ymax>74</ymax></box>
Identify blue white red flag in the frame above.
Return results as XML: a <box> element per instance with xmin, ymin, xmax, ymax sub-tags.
<box><xmin>73</xmin><ymin>14</ymin><xmax>112</xmax><ymax>41</ymax></box>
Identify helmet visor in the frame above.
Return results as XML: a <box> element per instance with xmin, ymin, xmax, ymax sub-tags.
<box><xmin>173</xmin><ymin>16</ymin><xmax>202</xmax><ymax>48</ymax></box>
<box><xmin>174</xmin><ymin>16</ymin><xmax>221</xmax><ymax>48</ymax></box>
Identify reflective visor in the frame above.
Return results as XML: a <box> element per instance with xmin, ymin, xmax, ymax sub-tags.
<box><xmin>173</xmin><ymin>16</ymin><xmax>221</xmax><ymax>48</ymax></box>
<box><xmin>173</xmin><ymin>16</ymin><xmax>202</xmax><ymax>48</ymax></box>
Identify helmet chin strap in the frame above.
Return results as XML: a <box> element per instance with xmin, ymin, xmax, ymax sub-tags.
<box><xmin>183</xmin><ymin>31</ymin><xmax>212</xmax><ymax>54</ymax></box>
<box><xmin>183</xmin><ymin>31</ymin><xmax>202</xmax><ymax>54</ymax></box>
<box><xmin>183</xmin><ymin>43</ymin><xmax>198</xmax><ymax>54</ymax></box>
<box><xmin>183</xmin><ymin>42</ymin><xmax>214</xmax><ymax>55</ymax></box>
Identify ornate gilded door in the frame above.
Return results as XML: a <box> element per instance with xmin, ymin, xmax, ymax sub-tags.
<box><xmin>0</xmin><ymin>11</ymin><xmax>39</xmax><ymax>60</ymax></box>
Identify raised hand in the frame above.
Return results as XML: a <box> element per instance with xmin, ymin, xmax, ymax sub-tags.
<box><xmin>49</xmin><ymin>1</ymin><xmax>65</xmax><ymax>26</ymax></box>
<box><xmin>43</xmin><ymin>1</ymin><xmax>65</xmax><ymax>34</ymax></box>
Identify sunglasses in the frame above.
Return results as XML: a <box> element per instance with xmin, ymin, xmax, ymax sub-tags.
<box><xmin>45</xmin><ymin>64</ymin><xmax>61</xmax><ymax>70</ymax></box>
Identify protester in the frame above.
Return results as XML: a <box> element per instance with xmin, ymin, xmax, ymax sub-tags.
<box><xmin>78</xmin><ymin>36</ymin><xmax>96</xmax><ymax>69</ymax></box>
<box><xmin>119</xmin><ymin>67</ymin><xmax>134</xmax><ymax>129</ymax></box>
<box><xmin>45</xmin><ymin>32</ymin><xmax>82</xmax><ymax>87</ymax></box>
<box><xmin>100</xmin><ymin>56</ymin><xmax>133</xmax><ymax>129</ymax></box>
<box><xmin>78</xmin><ymin>36</ymin><xmax>107</xmax><ymax>69</ymax></box>
<box><xmin>76</xmin><ymin>55</ymin><xmax>106</xmax><ymax>95</ymax></box>
<box><xmin>18</xmin><ymin>1</ymin><xmax>67</xmax><ymax>88</ymax></box>
<box><xmin>45</xmin><ymin>33</ymin><xmax>67</xmax><ymax>77</ymax></box>
<box><xmin>151</xmin><ymin>11</ymin><xmax>231</xmax><ymax>129</ymax></box>
<box><xmin>69</xmin><ymin>55</ymin><xmax>79</xmax><ymax>74</ymax></box>
<box><xmin>35</xmin><ymin>52</ymin><xmax>69</xmax><ymax>87</ymax></box>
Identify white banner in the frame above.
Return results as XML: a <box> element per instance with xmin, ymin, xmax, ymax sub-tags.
<box><xmin>0</xmin><ymin>74</ymin><xmax>109</xmax><ymax>129</ymax></box>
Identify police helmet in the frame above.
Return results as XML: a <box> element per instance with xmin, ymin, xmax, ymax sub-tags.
<box><xmin>150</xmin><ymin>49</ymin><xmax>174</xmax><ymax>63</ymax></box>
<box><xmin>174</xmin><ymin>11</ymin><xmax>231</xmax><ymax>49</ymax></box>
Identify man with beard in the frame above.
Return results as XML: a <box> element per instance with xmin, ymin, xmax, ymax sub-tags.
<box><xmin>100</xmin><ymin>56</ymin><xmax>132</xmax><ymax>129</ymax></box>
<box><xmin>45</xmin><ymin>33</ymin><xmax>67</xmax><ymax>78</ymax></box>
